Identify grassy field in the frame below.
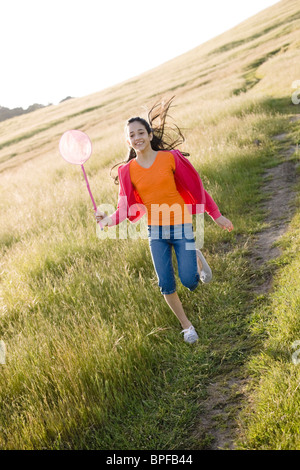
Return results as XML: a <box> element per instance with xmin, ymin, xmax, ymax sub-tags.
<box><xmin>0</xmin><ymin>0</ymin><xmax>300</xmax><ymax>449</ymax></box>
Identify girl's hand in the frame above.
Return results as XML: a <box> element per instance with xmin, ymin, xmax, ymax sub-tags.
<box><xmin>95</xmin><ymin>209</ymin><xmax>112</xmax><ymax>227</ymax></box>
<box><xmin>215</xmin><ymin>215</ymin><xmax>234</xmax><ymax>232</ymax></box>
<box><xmin>95</xmin><ymin>209</ymin><xmax>107</xmax><ymax>222</ymax></box>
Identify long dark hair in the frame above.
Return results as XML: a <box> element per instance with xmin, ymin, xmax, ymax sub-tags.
<box><xmin>110</xmin><ymin>96</ymin><xmax>189</xmax><ymax>184</ymax></box>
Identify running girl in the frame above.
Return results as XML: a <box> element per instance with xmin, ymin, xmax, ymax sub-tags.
<box><xmin>96</xmin><ymin>97</ymin><xmax>233</xmax><ymax>343</ymax></box>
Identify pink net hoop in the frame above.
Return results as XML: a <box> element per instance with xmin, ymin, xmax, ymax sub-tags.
<box><xmin>59</xmin><ymin>129</ymin><xmax>92</xmax><ymax>165</ymax></box>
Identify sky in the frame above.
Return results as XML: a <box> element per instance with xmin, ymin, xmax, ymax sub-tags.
<box><xmin>0</xmin><ymin>0</ymin><xmax>279</xmax><ymax>110</ymax></box>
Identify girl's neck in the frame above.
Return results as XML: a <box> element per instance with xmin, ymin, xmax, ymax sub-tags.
<box><xmin>136</xmin><ymin>147</ymin><xmax>158</xmax><ymax>163</ymax></box>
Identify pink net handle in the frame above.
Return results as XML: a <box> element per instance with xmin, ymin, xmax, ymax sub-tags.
<box><xmin>59</xmin><ymin>130</ymin><xmax>103</xmax><ymax>230</ymax></box>
<box><xmin>81</xmin><ymin>165</ymin><xmax>103</xmax><ymax>230</ymax></box>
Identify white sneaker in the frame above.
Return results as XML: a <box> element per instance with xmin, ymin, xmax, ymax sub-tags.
<box><xmin>196</xmin><ymin>249</ymin><xmax>212</xmax><ymax>283</ymax></box>
<box><xmin>181</xmin><ymin>325</ymin><xmax>199</xmax><ymax>344</ymax></box>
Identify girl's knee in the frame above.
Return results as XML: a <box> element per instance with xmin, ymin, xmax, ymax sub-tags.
<box><xmin>180</xmin><ymin>273</ymin><xmax>199</xmax><ymax>291</ymax></box>
<box><xmin>159</xmin><ymin>278</ymin><xmax>176</xmax><ymax>295</ymax></box>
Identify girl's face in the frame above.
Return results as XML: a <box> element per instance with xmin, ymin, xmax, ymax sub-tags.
<box><xmin>126</xmin><ymin>121</ymin><xmax>153</xmax><ymax>153</ymax></box>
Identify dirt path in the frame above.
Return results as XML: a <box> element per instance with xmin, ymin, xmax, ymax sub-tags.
<box><xmin>251</xmin><ymin>128</ymin><xmax>298</xmax><ymax>294</ymax></box>
<box><xmin>194</xmin><ymin>115</ymin><xmax>300</xmax><ymax>450</ymax></box>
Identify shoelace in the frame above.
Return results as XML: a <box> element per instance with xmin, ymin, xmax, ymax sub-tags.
<box><xmin>181</xmin><ymin>326</ymin><xmax>195</xmax><ymax>339</ymax></box>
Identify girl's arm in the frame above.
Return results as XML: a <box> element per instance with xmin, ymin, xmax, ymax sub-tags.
<box><xmin>204</xmin><ymin>190</ymin><xmax>234</xmax><ymax>232</ymax></box>
<box><xmin>204</xmin><ymin>189</ymin><xmax>222</xmax><ymax>221</ymax></box>
<box><xmin>214</xmin><ymin>214</ymin><xmax>234</xmax><ymax>231</ymax></box>
<box><xmin>95</xmin><ymin>183</ymin><xmax>128</xmax><ymax>227</ymax></box>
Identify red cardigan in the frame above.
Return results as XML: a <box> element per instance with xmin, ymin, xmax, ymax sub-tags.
<box><xmin>109</xmin><ymin>149</ymin><xmax>221</xmax><ymax>226</ymax></box>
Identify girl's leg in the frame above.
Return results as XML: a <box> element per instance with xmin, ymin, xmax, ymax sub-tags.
<box><xmin>173</xmin><ymin>226</ymin><xmax>200</xmax><ymax>291</ymax></box>
<box><xmin>163</xmin><ymin>292</ymin><xmax>192</xmax><ymax>330</ymax></box>
<box><xmin>148</xmin><ymin>236</ymin><xmax>177</xmax><ymax>296</ymax></box>
<box><xmin>148</xmin><ymin>235</ymin><xmax>192</xmax><ymax>329</ymax></box>
<box><xmin>148</xmin><ymin>226</ymin><xmax>197</xmax><ymax>340</ymax></box>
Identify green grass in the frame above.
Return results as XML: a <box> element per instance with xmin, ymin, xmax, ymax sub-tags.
<box><xmin>238</xmin><ymin>209</ymin><xmax>300</xmax><ymax>450</ymax></box>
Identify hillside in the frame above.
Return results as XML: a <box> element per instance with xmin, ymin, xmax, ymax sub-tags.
<box><xmin>0</xmin><ymin>0</ymin><xmax>299</xmax><ymax>450</ymax></box>
<box><xmin>1</xmin><ymin>0</ymin><xmax>299</xmax><ymax>174</ymax></box>
<box><xmin>0</xmin><ymin>97</ymin><xmax>73</xmax><ymax>123</ymax></box>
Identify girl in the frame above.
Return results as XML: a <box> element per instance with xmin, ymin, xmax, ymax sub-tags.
<box><xmin>96</xmin><ymin>97</ymin><xmax>233</xmax><ymax>344</ymax></box>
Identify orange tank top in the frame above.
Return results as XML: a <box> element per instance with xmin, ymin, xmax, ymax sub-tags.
<box><xmin>129</xmin><ymin>151</ymin><xmax>192</xmax><ymax>225</ymax></box>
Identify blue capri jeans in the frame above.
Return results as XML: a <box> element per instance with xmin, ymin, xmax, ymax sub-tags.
<box><xmin>148</xmin><ymin>223</ymin><xmax>200</xmax><ymax>295</ymax></box>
